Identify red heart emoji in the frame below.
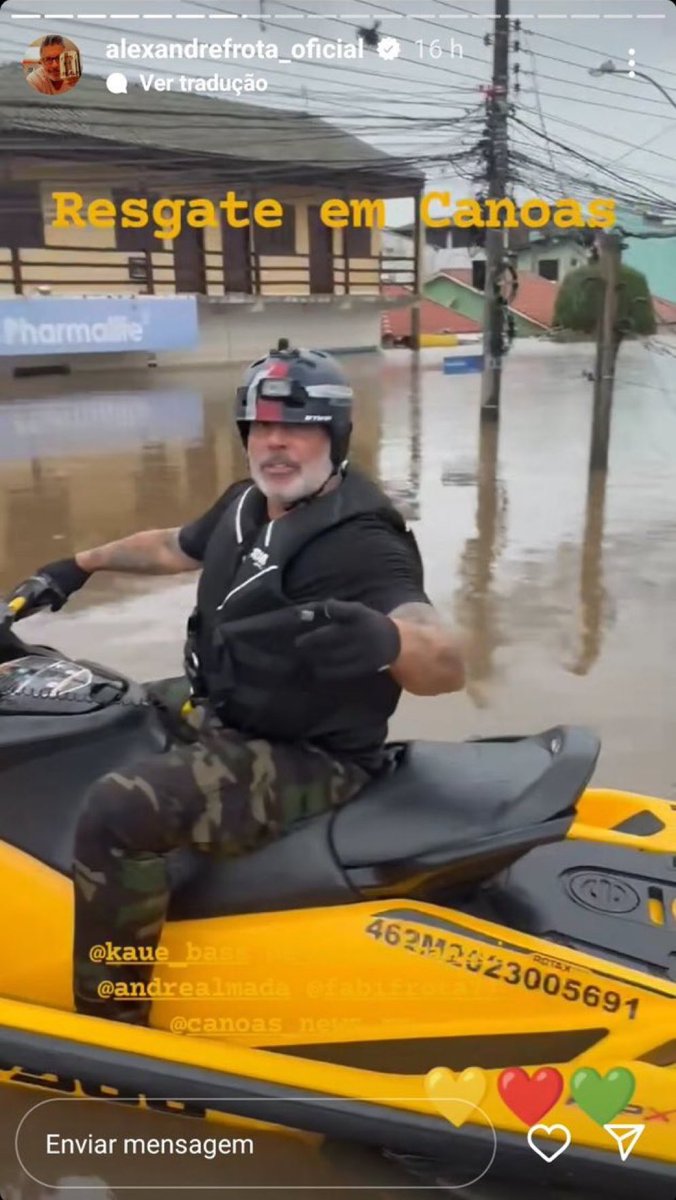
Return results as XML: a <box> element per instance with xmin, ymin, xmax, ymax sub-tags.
<box><xmin>498</xmin><ymin>1067</ymin><xmax>564</xmax><ymax>1126</ymax></box>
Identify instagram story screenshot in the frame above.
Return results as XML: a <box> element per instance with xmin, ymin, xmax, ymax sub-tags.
<box><xmin>0</xmin><ymin>0</ymin><xmax>675</xmax><ymax>1197</ymax></box>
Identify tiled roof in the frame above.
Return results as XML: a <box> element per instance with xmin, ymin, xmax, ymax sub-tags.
<box><xmin>652</xmin><ymin>295</ymin><xmax>676</xmax><ymax>325</ymax></box>
<box><xmin>382</xmin><ymin>285</ymin><xmax>481</xmax><ymax>337</ymax></box>
<box><xmin>0</xmin><ymin>62</ymin><xmax>422</xmax><ymax>186</ymax></box>
<box><xmin>440</xmin><ymin>269</ymin><xmax>558</xmax><ymax>328</ymax></box>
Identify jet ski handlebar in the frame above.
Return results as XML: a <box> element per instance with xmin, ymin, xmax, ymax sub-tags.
<box><xmin>0</xmin><ymin>597</ymin><xmax>35</xmax><ymax>663</ymax></box>
<box><xmin>0</xmin><ymin>596</ymin><xmax>27</xmax><ymax>626</ymax></box>
<box><xmin>0</xmin><ymin>596</ymin><xmax>28</xmax><ymax>627</ymax></box>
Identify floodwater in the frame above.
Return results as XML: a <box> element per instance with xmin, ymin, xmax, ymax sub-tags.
<box><xmin>0</xmin><ymin>341</ymin><xmax>675</xmax><ymax>1197</ymax></box>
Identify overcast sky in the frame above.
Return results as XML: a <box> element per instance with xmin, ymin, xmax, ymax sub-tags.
<box><xmin>2</xmin><ymin>0</ymin><xmax>675</xmax><ymax>225</ymax></box>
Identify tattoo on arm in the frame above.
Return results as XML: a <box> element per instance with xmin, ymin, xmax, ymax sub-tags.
<box><xmin>160</xmin><ymin>529</ymin><xmax>195</xmax><ymax>567</ymax></box>
<box><xmin>76</xmin><ymin>528</ymin><xmax>200</xmax><ymax>575</ymax></box>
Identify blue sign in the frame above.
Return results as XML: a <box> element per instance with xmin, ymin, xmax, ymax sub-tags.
<box><xmin>443</xmin><ymin>354</ymin><xmax>484</xmax><ymax>375</ymax></box>
<box><xmin>0</xmin><ymin>391</ymin><xmax>204</xmax><ymax>460</ymax></box>
<box><xmin>0</xmin><ymin>297</ymin><xmax>199</xmax><ymax>356</ymax></box>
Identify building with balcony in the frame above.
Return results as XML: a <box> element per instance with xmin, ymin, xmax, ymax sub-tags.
<box><xmin>0</xmin><ymin>64</ymin><xmax>421</xmax><ymax>371</ymax></box>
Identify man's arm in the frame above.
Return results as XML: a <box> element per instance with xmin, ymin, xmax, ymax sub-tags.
<box><xmin>75</xmin><ymin>528</ymin><xmax>201</xmax><ymax>576</ymax></box>
<box><xmin>388</xmin><ymin>602</ymin><xmax>465</xmax><ymax>696</ymax></box>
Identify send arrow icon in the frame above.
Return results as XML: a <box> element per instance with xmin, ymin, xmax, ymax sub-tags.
<box><xmin>603</xmin><ymin>1124</ymin><xmax>645</xmax><ymax>1161</ymax></box>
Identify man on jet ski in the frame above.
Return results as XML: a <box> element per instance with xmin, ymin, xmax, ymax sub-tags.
<box><xmin>5</xmin><ymin>346</ymin><xmax>465</xmax><ymax>1025</ymax></box>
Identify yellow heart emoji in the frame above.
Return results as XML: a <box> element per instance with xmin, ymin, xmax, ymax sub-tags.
<box><xmin>424</xmin><ymin>1066</ymin><xmax>488</xmax><ymax>1128</ymax></box>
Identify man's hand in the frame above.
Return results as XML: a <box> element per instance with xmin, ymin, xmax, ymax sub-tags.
<box><xmin>5</xmin><ymin>558</ymin><xmax>90</xmax><ymax>619</ymax></box>
<box><xmin>294</xmin><ymin>600</ymin><xmax>401</xmax><ymax>681</ymax></box>
<box><xmin>388</xmin><ymin>602</ymin><xmax>465</xmax><ymax>696</ymax></box>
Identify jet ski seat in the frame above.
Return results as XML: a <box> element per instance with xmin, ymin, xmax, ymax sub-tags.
<box><xmin>168</xmin><ymin>725</ymin><xmax>600</xmax><ymax>918</ymax></box>
<box><xmin>0</xmin><ymin>675</ymin><xmax>599</xmax><ymax>919</ymax></box>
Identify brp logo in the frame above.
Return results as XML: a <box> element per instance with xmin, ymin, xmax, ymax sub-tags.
<box><xmin>567</xmin><ymin>871</ymin><xmax>641</xmax><ymax>914</ymax></box>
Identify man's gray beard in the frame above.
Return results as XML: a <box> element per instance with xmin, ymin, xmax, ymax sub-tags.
<box><xmin>249</xmin><ymin>455</ymin><xmax>333</xmax><ymax>504</ymax></box>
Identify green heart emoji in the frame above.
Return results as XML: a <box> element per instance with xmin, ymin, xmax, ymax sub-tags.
<box><xmin>570</xmin><ymin>1067</ymin><xmax>636</xmax><ymax>1126</ymax></box>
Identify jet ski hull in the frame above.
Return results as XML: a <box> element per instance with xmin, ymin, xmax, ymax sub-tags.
<box><xmin>0</xmin><ymin>631</ymin><xmax>674</xmax><ymax>1188</ymax></box>
<box><xmin>1</xmin><ymin>987</ymin><xmax>674</xmax><ymax>1196</ymax></box>
<box><xmin>2</xmin><ymin>858</ymin><xmax>675</xmax><ymax>1188</ymax></box>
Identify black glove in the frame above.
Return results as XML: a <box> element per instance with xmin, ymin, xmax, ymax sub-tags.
<box><xmin>6</xmin><ymin>557</ymin><xmax>90</xmax><ymax>619</ymax></box>
<box><xmin>294</xmin><ymin>600</ymin><xmax>401</xmax><ymax>682</ymax></box>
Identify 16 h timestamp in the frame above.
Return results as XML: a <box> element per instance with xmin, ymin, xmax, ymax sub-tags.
<box><xmin>415</xmin><ymin>38</ymin><xmax>464</xmax><ymax>60</ymax></box>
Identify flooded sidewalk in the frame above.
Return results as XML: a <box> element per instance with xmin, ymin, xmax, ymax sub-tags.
<box><xmin>1</xmin><ymin>340</ymin><xmax>673</xmax><ymax>794</ymax></box>
<box><xmin>0</xmin><ymin>339</ymin><xmax>675</xmax><ymax>1198</ymax></box>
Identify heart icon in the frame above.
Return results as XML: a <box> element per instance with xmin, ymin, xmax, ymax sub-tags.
<box><xmin>527</xmin><ymin>1124</ymin><xmax>572</xmax><ymax>1163</ymax></box>
<box><xmin>424</xmin><ymin>1066</ymin><xmax>487</xmax><ymax>1128</ymax></box>
<box><xmin>497</xmin><ymin>1067</ymin><xmax>564</xmax><ymax>1126</ymax></box>
<box><xmin>570</xmin><ymin>1067</ymin><xmax>636</xmax><ymax>1126</ymax></box>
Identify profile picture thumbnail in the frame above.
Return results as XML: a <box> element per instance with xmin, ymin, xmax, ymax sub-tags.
<box><xmin>22</xmin><ymin>35</ymin><xmax>82</xmax><ymax>96</ymax></box>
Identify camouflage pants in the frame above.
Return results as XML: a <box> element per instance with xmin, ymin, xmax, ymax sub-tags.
<box><xmin>72</xmin><ymin>704</ymin><xmax>368</xmax><ymax>1024</ymax></box>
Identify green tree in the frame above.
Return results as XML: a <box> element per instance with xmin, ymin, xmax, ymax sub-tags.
<box><xmin>554</xmin><ymin>262</ymin><xmax>656</xmax><ymax>339</ymax></box>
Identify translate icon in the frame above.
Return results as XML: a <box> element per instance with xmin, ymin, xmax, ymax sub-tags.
<box><xmin>105</xmin><ymin>71</ymin><xmax>128</xmax><ymax>95</ymax></box>
<box><xmin>603</xmin><ymin>1124</ymin><xmax>645</xmax><ymax>1161</ymax></box>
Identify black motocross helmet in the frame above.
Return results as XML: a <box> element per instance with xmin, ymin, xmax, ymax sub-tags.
<box><xmin>235</xmin><ymin>344</ymin><xmax>353</xmax><ymax>469</ymax></box>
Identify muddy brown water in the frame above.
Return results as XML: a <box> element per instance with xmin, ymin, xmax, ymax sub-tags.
<box><xmin>0</xmin><ymin>343</ymin><xmax>674</xmax><ymax>1196</ymax></box>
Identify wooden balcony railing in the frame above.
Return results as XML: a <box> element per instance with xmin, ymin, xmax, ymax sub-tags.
<box><xmin>2</xmin><ymin>246</ymin><xmax>417</xmax><ymax>298</ymax></box>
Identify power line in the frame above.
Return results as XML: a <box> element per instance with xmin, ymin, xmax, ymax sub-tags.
<box><xmin>0</xmin><ymin>55</ymin><xmax>486</xmax><ymax>159</ymax></box>
<box><xmin>510</xmin><ymin>118</ymin><xmax>676</xmax><ymax>212</ymax></box>
<box><xmin>1</xmin><ymin>27</ymin><xmax>464</xmax><ymax>98</ymax></box>
<box><xmin>437</xmin><ymin>0</ymin><xmax>676</xmax><ymax>101</ymax></box>
<box><xmin>521</xmin><ymin>28</ymin><xmax>563</xmax><ymax>196</ymax></box>
<box><xmin>525</xmin><ymin>66</ymin><xmax>674</xmax><ymax>111</ymax></box>
<box><xmin>520</xmin><ymin>77</ymin><xmax>676</xmax><ymax>119</ymax></box>
<box><xmin>517</xmin><ymin>25</ymin><xmax>676</xmax><ymax>84</ymax></box>
<box><xmin>0</xmin><ymin>102</ymin><xmax>480</xmax><ymax>134</ymax></box>
<box><xmin>510</xmin><ymin>160</ymin><xmax>654</xmax><ymax>209</ymax></box>
<box><xmin>617</xmin><ymin>227</ymin><xmax>676</xmax><ymax>239</ymax></box>
<box><xmin>611</xmin><ymin>116</ymin><xmax>676</xmax><ymax>166</ymax></box>
<box><xmin>508</xmin><ymin>119</ymin><xmax>676</xmax><ymax>199</ymax></box>
<box><xmin>0</xmin><ymin>22</ymin><xmax>495</xmax><ymax>149</ymax></box>
<box><xmin>182</xmin><ymin>0</ymin><xmax>491</xmax><ymax>85</ymax></box>
<box><xmin>0</xmin><ymin>111</ymin><xmax>477</xmax><ymax>177</ymax></box>
<box><xmin>7</xmin><ymin>2</ymin><xmax>673</xmax><ymax>205</ymax></box>
<box><xmin>515</xmin><ymin>101</ymin><xmax>676</xmax><ymax>172</ymax></box>
<box><xmin>510</xmin><ymin>135</ymin><xmax>676</xmax><ymax>202</ymax></box>
<box><xmin>3</xmin><ymin>19</ymin><xmax>479</xmax><ymax>108</ymax></box>
<box><xmin>1</xmin><ymin>16</ymin><xmax>490</xmax><ymax>164</ymax></box>
<box><xmin>422</xmin><ymin>1</ymin><xmax>492</xmax><ymax>44</ymax></box>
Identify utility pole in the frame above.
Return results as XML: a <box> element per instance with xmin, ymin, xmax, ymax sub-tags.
<box><xmin>569</xmin><ymin>465</ymin><xmax>607</xmax><ymax>676</ymax></box>
<box><xmin>411</xmin><ymin>189</ymin><xmax>424</xmax><ymax>352</ymax></box>
<box><xmin>480</xmin><ymin>0</ymin><xmax>510</xmax><ymax>423</ymax></box>
<box><xmin>589</xmin><ymin>231</ymin><xmax>622</xmax><ymax>471</ymax></box>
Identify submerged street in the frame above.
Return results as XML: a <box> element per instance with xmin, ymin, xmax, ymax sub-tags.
<box><xmin>2</xmin><ymin>341</ymin><xmax>675</xmax><ymax>793</ymax></box>
<box><xmin>1</xmin><ymin>340</ymin><xmax>675</xmax><ymax>1198</ymax></box>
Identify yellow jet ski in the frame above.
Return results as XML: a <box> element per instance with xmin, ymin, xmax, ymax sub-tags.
<box><xmin>0</xmin><ymin>600</ymin><xmax>674</xmax><ymax>1194</ymax></box>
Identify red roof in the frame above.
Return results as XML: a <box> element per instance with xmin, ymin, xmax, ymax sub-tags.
<box><xmin>389</xmin><ymin>273</ymin><xmax>676</xmax><ymax>335</ymax></box>
<box><xmin>652</xmin><ymin>295</ymin><xmax>676</xmax><ymax>326</ymax></box>
<box><xmin>439</xmin><ymin>269</ymin><xmax>558</xmax><ymax>328</ymax></box>
<box><xmin>382</xmin><ymin>285</ymin><xmax>480</xmax><ymax>337</ymax></box>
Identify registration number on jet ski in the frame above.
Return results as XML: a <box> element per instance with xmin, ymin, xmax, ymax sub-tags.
<box><xmin>364</xmin><ymin>919</ymin><xmax>640</xmax><ymax>1018</ymax></box>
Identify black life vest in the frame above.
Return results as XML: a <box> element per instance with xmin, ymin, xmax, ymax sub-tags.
<box><xmin>185</xmin><ymin>468</ymin><xmax>421</xmax><ymax>768</ymax></box>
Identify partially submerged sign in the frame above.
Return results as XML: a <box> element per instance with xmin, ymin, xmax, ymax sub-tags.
<box><xmin>0</xmin><ymin>296</ymin><xmax>199</xmax><ymax>356</ymax></box>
